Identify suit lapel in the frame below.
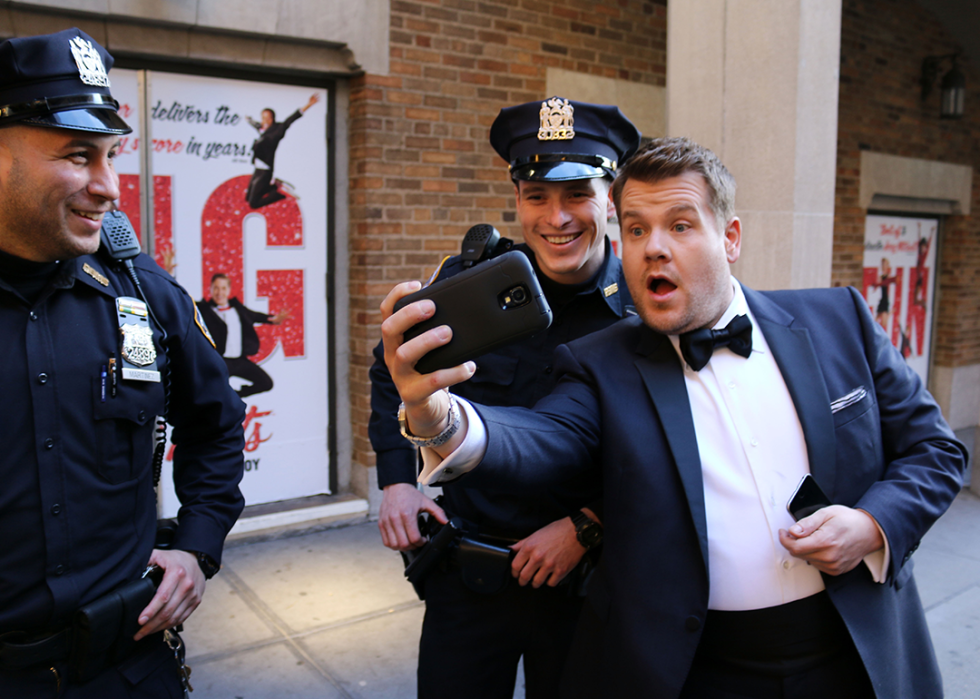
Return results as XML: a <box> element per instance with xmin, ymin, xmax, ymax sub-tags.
<box><xmin>634</xmin><ymin>328</ymin><xmax>710</xmax><ymax>570</ymax></box>
<box><xmin>743</xmin><ymin>287</ymin><xmax>837</xmax><ymax>495</ymax></box>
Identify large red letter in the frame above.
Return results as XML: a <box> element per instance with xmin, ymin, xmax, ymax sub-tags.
<box><xmin>200</xmin><ymin>175</ymin><xmax>305</xmax><ymax>360</ymax></box>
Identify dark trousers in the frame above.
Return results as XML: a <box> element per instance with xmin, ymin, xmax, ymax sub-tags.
<box><xmin>679</xmin><ymin>593</ymin><xmax>875</xmax><ymax>699</ymax></box>
<box><xmin>245</xmin><ymin>168</ymin><xmax>285</xmax><ymax>209</ymax></box>
<box><xmin>418</xmin><ymin>567</ymin><xmax>583</xmax><ymax>699</ymax></box>
<box><xmin>0</xmin><ymin>633</ymin><xmax>182</xmax><ymax>699</ymax></box>
<box><xmin>224</xmin><ymin>356</ymin><xmax>273</xmax><ymax>398</ymax></box>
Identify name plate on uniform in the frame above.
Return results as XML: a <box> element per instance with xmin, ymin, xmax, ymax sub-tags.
<box><xmin>122</xmin><ymin>367</ymin><xmax>161</xmax><ymax>382</ymax></box>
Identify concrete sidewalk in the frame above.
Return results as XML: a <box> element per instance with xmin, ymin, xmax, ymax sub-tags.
<box><xmin>181</xmin><ymin>490</ymin><xmax>980</xmax><ymax>699</ymax></box>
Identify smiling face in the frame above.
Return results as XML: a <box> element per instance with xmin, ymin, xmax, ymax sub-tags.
<box><xmin>210</xmin><ymin>277</ymin><xmax>232</xmax><ymax>307</ymax></box>
<box><xmin>620</xmin><ymin>172</ymin><xmax>741</xmax><ymax>335</ymax></box>
<box><xmin>0</xmin><ymin>124</ymin><xmax>121</xmax><ymax>263</ymax></box>
<box><xmin>514</xmin><ymin>177</ymin><xmax>612</xmax><ymax>285</ymax></box>
<box><xmin>260</xmin><ymin>109</ymin><xmax>274</xmax><ymax>130</ymax></box>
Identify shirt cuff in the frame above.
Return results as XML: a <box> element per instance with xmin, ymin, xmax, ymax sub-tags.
<box><xmin>418</xmin><ymin>397</ymin><xmax>487</xmax><ymax>485</ymax></box>
<box><xmin>862</xmin><ymin>515</ymin><xmax>891</xmax><ymax>584</ymax></box>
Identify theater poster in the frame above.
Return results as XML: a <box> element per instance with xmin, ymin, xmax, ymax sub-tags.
<box><xmin>111</xmin><ymin>69</ymin><xmax>330</xmax><ymax>513</ymax></box>
<box><xmin>861</xmin><ymin>215</ymin><xmax>938</xmax><ymax>384</ymax></box>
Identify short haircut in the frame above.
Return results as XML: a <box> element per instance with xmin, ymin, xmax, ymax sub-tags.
<box><xmin>210</xmin><ymin>273</ymin><xmax>230</xmax><ymax>285</ymax></box>
<box><xmin>262</xmin><ymin>108</ymin><xmax>275</xmax><ymax>122</ymax></box>
<box><xmin>611</xmin><ymin>137</ymin><xmax>736</xmax><ymax>226</ymax></box>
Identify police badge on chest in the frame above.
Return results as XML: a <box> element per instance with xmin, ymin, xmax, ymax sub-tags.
<box><xmin>116</xmin><ymin>296</ymin><xmax>161</xmax><ymax>382</ymax></box>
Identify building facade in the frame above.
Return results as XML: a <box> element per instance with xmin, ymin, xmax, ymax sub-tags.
<box><xmin>3</xmin><ymin>0</ymin><xmax>975</xmax><ymax>516</ymax></box>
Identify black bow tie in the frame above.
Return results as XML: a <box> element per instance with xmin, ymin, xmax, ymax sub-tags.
<box><xmin>679</xmin><ymin>314</ymin><xmax>753</xmax><ymax>371</ymax></box>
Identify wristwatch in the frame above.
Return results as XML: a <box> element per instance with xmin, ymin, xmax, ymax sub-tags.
<box><xmin>398</xmin><ymin>392</ymin><xmax>461</xmax><ymax>448</ymax></box>
<box><xmin>190</xmin><ymin>550</ymin><xmax>220</xmax><ymax>579</ymax></box>
<box><xmin>571</xmin><ymin>510</ymin><xmax>603</xmax><ymax>550</ymax></box>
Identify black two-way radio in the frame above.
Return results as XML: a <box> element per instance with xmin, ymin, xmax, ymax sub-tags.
<box><xmin>460</xmin><ymin>223</ymin><xmax>512</xmax><ymax>268</ymax></box>
<box><xmin>100</xmin><ymin>210</ymin><xmax>170</xmax><ymax>488</ymax></box>
<box><xmin>100</xmin><ymin>210</ymin><xmax>143</xmax><ymax>261</ymax></box>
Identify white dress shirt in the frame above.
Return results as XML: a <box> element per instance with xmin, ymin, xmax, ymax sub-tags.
<box><xmin>215</xmin><ymin>305</ymin><xmax>242</xmax><ymax>358</ymax></box>
<box><xmin>671</xmin><ymin>281</ymin><xmax>825</xmax><ymax>609</ymax></box>
<box><xmin>419</xmin><ymin>278</ymin><xmax>887</xmax><ymax>609</ymax></box>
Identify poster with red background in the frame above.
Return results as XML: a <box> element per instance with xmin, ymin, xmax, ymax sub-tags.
<box><xmin>111</xmin><ymin>69</ymin><xmax>330</xmax><ymax>513</ymax></box>
<box><xmin>861</xmin><ymin>214</ymin><xmax>938</xmax><ymax>384</ymax></box>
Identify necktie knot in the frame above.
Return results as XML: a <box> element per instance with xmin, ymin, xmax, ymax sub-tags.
<box><xmin>679</xmin><ymin>314</ymin><xmax>753</xmax><ymax>371</ymax></box>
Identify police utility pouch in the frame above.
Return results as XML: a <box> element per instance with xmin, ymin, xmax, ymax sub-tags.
<box><xmin>69</xmin><ymin>566</ymin><xmax>162</xmax><ymax>683</ymax></box>
<box><xmin>457</xmin><ymin>537</ymin><xmax>514</xmax><ymax>595</ymax></box>
<box><xmin>394</xmin><ymin>250</ymin><xmax>552</xmax><ymax>374</ymax></box>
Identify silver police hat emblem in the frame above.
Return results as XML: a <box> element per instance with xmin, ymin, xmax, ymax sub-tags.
<box><xmin>120</xmin><ymin>323</ymin><xmax>157</xmax><ymax>367</ymax></box>
<box><xmin>69</xmin><ymin>35</ymin><xmax>110</xmax><ymax>88</ymax></box>
<box><xmin>538</xmin><ymin>97</ymin><xmax>575</xmax><ymax>141</ymax></box>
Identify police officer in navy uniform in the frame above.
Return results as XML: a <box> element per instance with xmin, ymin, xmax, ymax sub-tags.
<box><xmin>369</xmin><ymin>98</ymin><xmax>640</xmax><ymax>698</ymax></box>
<box><xmin>0</xmin><ymin>29</ymin><xmax>245</xmax><ymax>697</ymax></box>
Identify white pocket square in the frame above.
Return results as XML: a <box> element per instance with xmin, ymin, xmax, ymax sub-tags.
<box><xmin>831</xmin><ymin>386</ymin><xmax>867</xmax><ymax>414</ymax></box>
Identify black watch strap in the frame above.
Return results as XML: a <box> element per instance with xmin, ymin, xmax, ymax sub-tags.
<box><xmin>190</xmin><ymin>550</ymin><xmax>220</xmax><ymax>579</ymax></box>
<box><xmin>571</xmin><ymin>510</ymin><xmax>603</xmax><ymax>550</ymax></box>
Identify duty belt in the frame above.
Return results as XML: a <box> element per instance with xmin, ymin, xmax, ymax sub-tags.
<box><xmin>0</xmin><ymin>628</ymin><xmax>71</xmax><ymax>669</ymax></box>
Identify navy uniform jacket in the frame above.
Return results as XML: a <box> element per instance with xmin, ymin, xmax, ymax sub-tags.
<box><xmin>0</xmin><ymin>250</ymin><xmax>246</xmax><ymax>635</ymax></box>
<box><xmin>463</xmin><ymin>285</ymin><xmax>967</xmax><ymax>698</ymax></box>
<box><xmin>196</xmin><ymin>297</ymin><xmax>272</xmax><ymax>358</ymax></box>
<box><xmin>369</xmin><ymin>241</ymin><xmax>632</xmax><ymax>536</ymax></box>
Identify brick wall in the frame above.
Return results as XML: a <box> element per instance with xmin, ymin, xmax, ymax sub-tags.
<box><xmin>347</xmin><ymin>0</ymin><xmax>667</xmax><ymax>472</ymax></box>
<box><xmin>835</xmin><ymin>0</ymin><xmax>980</xmax><ymax>368</ymax></box>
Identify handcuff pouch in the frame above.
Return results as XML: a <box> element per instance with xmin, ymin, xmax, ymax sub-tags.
<box><xmin>457</xmin><ymin>537</ymin><xmax>514</xmax><ymax>595</ymax></box>
<box><xmin>69</xmin><ymin>569</ymin><xmax>161</xmax><ymax>683</ymax></box>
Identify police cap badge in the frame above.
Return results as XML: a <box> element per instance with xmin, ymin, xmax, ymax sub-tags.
<box><xmin>490</xmin><ymin>96</ymin><xmax>640</xmax><ymax>182</ymax></box>
<box><xmin>0</xmin><ymin>28</ymin><xmax>131</xmax><ymax>134</ymax></box>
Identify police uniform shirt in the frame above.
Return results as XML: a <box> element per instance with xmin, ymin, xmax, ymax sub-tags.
<box><xmin>0</xmin><ymin>251</ymin><xmax>245</xmax><ymax>634</ymax></box>
<box><xmin>369</xmin><ymin>240</ymin><xmax>632</xmax><ymax>536</ymax></box>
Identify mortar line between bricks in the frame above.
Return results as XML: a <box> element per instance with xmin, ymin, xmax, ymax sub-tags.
<box><xmin>211</xmin><ymin>564</ymin><xmax>358</xmax><ymax>699</ymax></box>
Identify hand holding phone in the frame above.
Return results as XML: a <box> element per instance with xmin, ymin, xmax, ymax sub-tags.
<box><xmin>786</xmin><ymin>474</ymin><xmax>832</xmax><ymax>521</ymax></box>
<box><xmin>393</xmin><ymin>250</ymin><xmax>552</xmax><ymax>374</ymax></box>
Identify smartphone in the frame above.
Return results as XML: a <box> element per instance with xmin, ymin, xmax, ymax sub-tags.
<box><xmin>787</xmin><ymin>474</ymin><xmax>832</xmax><ymax>521</ymax></box>
<box><xmin>394</xmin><ymin>250</ymin><xmax>552</xmax><ymax>374</ymax></box>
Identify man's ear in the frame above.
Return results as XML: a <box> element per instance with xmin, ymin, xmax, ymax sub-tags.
<box><xmin>606</xmin><ymin>187</ymin><xmax>616</xmax><ymax>220</ymax></box>
<box><xmin>724</xmin><ymin>217</ymin><xmax>742</xmax><ymax>264</ymax></box>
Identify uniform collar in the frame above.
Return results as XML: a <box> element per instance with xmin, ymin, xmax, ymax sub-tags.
<box><xmin>522</xmin><ymin>237</ymin><xmax>630</xmax><ymax>318</ymax></box>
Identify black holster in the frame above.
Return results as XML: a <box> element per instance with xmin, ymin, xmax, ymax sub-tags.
<box><xmin>403</xmin><ymin>517</ymin><xmax>464</xmax><ymax>600</ymax></box>
<box><xmin>69</xmin><ymin>567</ymin><xmax>162</xmax><ymax>683</ymax></box>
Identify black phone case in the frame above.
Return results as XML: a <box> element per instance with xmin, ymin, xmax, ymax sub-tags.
<box><xmin>394</xmin><ymin>251</ymin><xmax>552</xmax><ymax>374</ymax></box>
<box><xmin>787</xmin><ymin>474</ymin><xmax>832</xmax><ymax>521</ymax></box>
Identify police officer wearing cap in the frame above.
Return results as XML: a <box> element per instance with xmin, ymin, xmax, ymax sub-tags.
<box><xmin>0</xmin><ymin>29</ymin><xmax>245</xmax><ymax>697</ymax></box>
<box><xmin>369</xmin><ymin>97</ymin><xmax>640</xmax><ymax>698</ymax></box>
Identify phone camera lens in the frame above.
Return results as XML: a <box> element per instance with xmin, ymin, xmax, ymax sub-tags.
<box><xmin>511</xmin><ymin>287</ymin><xmax>526</xmax><ymax>304</ymax></box>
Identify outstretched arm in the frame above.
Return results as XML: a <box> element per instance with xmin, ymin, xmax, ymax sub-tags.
<box><xmin>301</xmin><ymin>93</ymin><xmax>320</xmax><ymax>114</ymax></box>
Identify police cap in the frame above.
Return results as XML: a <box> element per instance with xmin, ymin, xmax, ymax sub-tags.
<box><xmin>0</xmin><ymin>28</ymin><xmax>131</xmax><ymax>135</ymax></box>
<box><xmin>490</xmin><ymin>96</ymin><xmax>640</xmax><ymax>182</ymax></box>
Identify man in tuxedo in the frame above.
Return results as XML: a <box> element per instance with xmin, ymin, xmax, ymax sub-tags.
<box><xmin>380</xmin><ymin>137</ymin><xmax>967</xmax><ymax>698</ymax></box>
<box><xmin>197</xmin><ymin>273</ymin><xmax>288</xmax><ymax>398</ymax></box>
<box><xmin>244</xmin><ymin>93</ymin><xmax>318</xmax><ymax>209</ymax></box>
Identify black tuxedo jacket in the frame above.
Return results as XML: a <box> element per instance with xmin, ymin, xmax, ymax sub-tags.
<box><xmin>196</xmin><ymin>297</ymin><xmax>271</xmax><ymax>358</ymax></box>
<box><xmin>465</xmin><ymin>285</ymin><xmax>966</xmax><ymax>699</ymax></box>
